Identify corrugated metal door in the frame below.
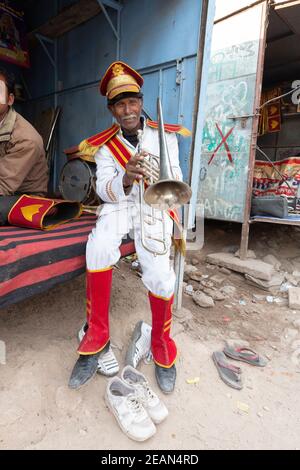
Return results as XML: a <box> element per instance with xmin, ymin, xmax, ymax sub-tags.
<box><xmin>141</xmin><ymin>59</ymin><xmax>196</xmax><ymax>182</ymax></box>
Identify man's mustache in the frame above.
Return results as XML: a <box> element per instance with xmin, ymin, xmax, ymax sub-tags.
<box><xmin>122</xmin><ymin>114</ymin><xmax>138</xmax><ymax>121</ymax></box>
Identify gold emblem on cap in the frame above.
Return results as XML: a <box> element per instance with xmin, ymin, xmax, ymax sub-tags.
<box><xmin>112</xmin><ymin>63</ymin><xmax>125</xmax><ymax>77</ymax></box>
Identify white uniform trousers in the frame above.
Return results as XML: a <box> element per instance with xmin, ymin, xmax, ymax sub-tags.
<box><xmin>86</xmin><ymin>204</ymin><xmax>176</xmax><ymax>298</ymax></box>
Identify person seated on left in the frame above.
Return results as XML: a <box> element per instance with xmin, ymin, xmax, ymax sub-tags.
<box><xmin>0</xmin><ymin>67</ymin><xmax>48</xmax><ymax>225</ymax></box>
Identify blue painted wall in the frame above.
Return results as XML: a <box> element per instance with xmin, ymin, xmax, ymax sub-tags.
<box><xmin>120</xmin><ymin>0</ymin><xmax>200</xmax><ymax>70</ymax></box>
<box><xmin>14</xmin><ymin>0</ymin><xmax>205</xmax><ymax>188</ymax></box>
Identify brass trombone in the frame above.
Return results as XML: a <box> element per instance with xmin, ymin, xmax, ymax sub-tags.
<box><xmin>138</xmin><ymin>98</ymin><xmax>192</xmax><ymax>256</ymax></box>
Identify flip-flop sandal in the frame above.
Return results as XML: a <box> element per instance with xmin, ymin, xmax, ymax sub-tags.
<box><xmin>223</xmin><ymin>346</ymin><xmax>267</xmax><ymax>367</ymax></box>
<box><xmin>212</xmin><ymin>351</ymin><xmax>243</xmax><ymax>390</ymax></box>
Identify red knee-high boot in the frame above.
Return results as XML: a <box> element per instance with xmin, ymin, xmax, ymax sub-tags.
<box><xmin>86</xmin><ymin>270</ymin><xmax>91</xmax><ymax>325</ymax></box>
<box><xmin>148</xmin><ymin>292</ymin><xmax>177</xmax><ymax>367</ymax></box>
<box><xmin>78</xmin><ymin>267</ymin><xmax>113</xmax><ymax>355</ymax></box>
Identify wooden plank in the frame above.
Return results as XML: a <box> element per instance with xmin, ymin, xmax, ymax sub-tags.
<box><xmin>250</xmin><ymin>216</ymin><xmax>300</xmax><ymax>225</ymax></box>
<box><xmin>28</xmin><ymin>0</ymin><xmax>101</xmax><ymax>43</ymax></box>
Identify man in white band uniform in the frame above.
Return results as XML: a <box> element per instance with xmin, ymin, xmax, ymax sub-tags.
<box><xmin>69</xmin><ymin>61</ymin><xmax>190</xmax><ymax>393</ymax></box>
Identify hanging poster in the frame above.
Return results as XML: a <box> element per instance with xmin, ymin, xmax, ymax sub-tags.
<box><xmin>0</xmin><ymin>2</ymin><xmax>29</xmax><ymax>68</ymax></box>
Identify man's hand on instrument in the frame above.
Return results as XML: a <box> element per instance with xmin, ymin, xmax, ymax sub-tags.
<box><xmin>123</xmin><ymin>151</ymin><xmax>148</xmax><ymax>187</ymax></box>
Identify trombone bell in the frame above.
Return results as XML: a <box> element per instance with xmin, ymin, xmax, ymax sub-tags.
<box><xmin>138</xmin><ymin>98</ymin><xmax>192</xmax><ymax>256</ymax></box>
<box><xmin>144</xmin><ymin>179</ymin><xmax>192</xmax><ymax>210</ymax></box>
<box><xmin>144</xmin><ymin>97</ymin><xmax>192</xmax><ymax>211</ymax></box>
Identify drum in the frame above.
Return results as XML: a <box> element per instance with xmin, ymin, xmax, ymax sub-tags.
<box><xmin>59</xmin><ymin>159</ymin><xmax>100</xmax><ymax>205</ymax></box>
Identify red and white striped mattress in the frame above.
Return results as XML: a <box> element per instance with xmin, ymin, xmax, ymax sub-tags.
<box><xmin>0</xmin><ymin>214</ymin><xmax>135</xmax><ymax>308</ymax></box>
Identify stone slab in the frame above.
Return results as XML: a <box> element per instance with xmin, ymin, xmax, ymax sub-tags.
<box><xmin>206</xmin><ymin>252</ymin><xmax>274</xmax><ymax>281</ymax></box>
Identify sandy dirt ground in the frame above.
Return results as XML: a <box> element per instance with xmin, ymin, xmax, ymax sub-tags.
<box><xmin>0</xmin><ymin>220</ymin><xmax>300</xmax><ymax>450</ymax></box>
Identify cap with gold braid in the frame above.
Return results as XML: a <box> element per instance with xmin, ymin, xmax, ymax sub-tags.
<box><xmin>100</xmin><ymin>61</ymin><xmax>144</xmax><ymax>103</ymax></box>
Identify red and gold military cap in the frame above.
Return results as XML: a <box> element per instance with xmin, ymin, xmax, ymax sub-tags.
<box><xmin>99</xmin><ymin>61</ymin><xmax>144</xmax><ymax>101</ymax></box>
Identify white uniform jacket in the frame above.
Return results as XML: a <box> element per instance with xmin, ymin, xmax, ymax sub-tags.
<box><xmin>94</xmin><ymin>118</ymin><xmax>183</xmax><ymax>216</ymax></box>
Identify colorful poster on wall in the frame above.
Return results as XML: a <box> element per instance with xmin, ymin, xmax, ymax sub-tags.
<box><xmin>0</xmin><ymin>2</ymin><xmax>29</xmax><ymax>68</ymax></box>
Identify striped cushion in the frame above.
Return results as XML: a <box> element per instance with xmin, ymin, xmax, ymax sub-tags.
<box><xmin>0</xmin><ymin>213</ymin><xmax>135</xmax><ymax>308</ymax></box>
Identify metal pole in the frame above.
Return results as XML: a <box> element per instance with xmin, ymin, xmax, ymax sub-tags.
<box><xmin>52</xmin><ymin>0</ymin><xmax>59</xmax><ymax>193</ymax></box>
<box><xmin>36</xmin><ymin>34</ymin><xmax>55</xmax><ymax>67</ymax></box>
<box><xmin>158</xmin><ymin>69</ymin><xmax>163</xmax><ymax>101</ymax></box>
<box><xmin>173</xmin><ymin>58</ymin><xmax>186</xmax><ymax>311</ymax></box>
<box><xmin>54</xmin><ymin>39</ymin><xmax>58</xmax><ymax>109</ymax></box>
<box><xmin>174</xmin><ymin>210</ymin><xmax>188</xmax><ymax>311</ymax></box>
<box><xmin>35</xmin><ymin>31</ymin><xmax>58</xmax><ymax>192</ymax></box>
<box><xmin>177</xmin><ymin>59</ymin><xmax>185</xmax><ymax>124</ymax></box>
<box><xmin>174</xmin><ymin>0</ymin><xmax>213</xmax><ymax>310</ymax></box>
<box><xmin>97</xmin><ymin>0</ymin><xmax>120</xmax><ymax>40</ymax></box>
<box><xmin>117</xmin><ymin>7</ymin><xmax>121</xmax><ymax>59</ymax></box>
<box><xmin>188</xmin><ymin>0</ymin><xmax>209</xmax><ymax>186</ymax></box>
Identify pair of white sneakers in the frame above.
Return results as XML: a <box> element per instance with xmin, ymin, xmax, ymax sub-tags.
<box><xmin>105</xmin><ymin>365</ymin><xmax>168</xmax><ymax>442</ymax></box>
<box><xmin>78</xmin><ymin>320</ymin><xmax>152</xmax><ymax>377</ymax></box>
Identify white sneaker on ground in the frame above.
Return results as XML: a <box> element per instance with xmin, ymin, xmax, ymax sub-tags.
<box><xmin>77</xmin><ymin>323</ymin><xmax>119</xmax><ymax>377</ymax></box>
<box><xmin>121</xmin><ymin>365</ymin><xmax>168</xmax><ymax>424</ymax></box>
<box><xmin>125</xmin><ymin>321</ymin><xmax>152</xmax><ymax>368</ymax></box>
<box><xmin>105</xmin><ymin>376</ymin><xmax>156</xmax><ymax>442</ymax></box>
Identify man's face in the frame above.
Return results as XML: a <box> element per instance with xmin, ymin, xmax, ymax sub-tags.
<box><xmin>109</xmin><ymin>97</ymin><xmax>143</xmax><ymax>132</ymax></box>
<box><xmin>0</xmin><ymin>75</ymin><xmax>14</xmax><ymax>117</ymax></box>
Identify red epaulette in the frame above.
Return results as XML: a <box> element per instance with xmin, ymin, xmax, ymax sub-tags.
<box><xmin>146</xmin><ymin>120</ymin><xmax>191</xmax><ymax>137</ymax></box>
<box><xmin>78</xmin><ymin>123</ymin><xmax>120</xmax><ymax>158</ymax></box>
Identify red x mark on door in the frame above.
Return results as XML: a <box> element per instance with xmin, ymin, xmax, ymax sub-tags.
<box><xmin>208</xmin><ymin>123</ymin><xmax>234</xmax><ymax>165</ymax></box>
